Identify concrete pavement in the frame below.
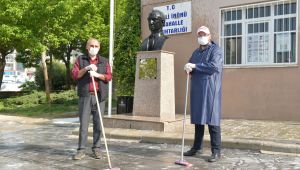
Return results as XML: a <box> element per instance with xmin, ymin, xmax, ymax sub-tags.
<box><xmin>1</xmin><ymin>114</ymin><xmax>300</xmax><ymax>170</ymax></box>
<box><xmin>69</xmin><ymin>116</ymin><xmax>300</xmax><ymax>155</ymax></box>
<box><xmin>1</xmin><ymin>114</ymin><xmax>299</xmax><ymax>155</ymax></box>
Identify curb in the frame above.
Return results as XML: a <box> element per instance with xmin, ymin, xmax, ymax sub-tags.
<box><xmin>72</xmin><ymin>127</ymin><xmax>300</xmax><ymax>155</ymax></box>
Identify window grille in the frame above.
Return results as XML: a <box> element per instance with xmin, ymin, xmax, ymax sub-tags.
<box><xmin>220</xmin><ymin>0</ymin><xmax>298</xmax><ymax>67</ymax></box>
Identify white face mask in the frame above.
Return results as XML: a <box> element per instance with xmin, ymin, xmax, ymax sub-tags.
<box><xmin>198</xmin><ymin>36</ymin><xmax>210</xmax><ymax>45</ymax></box>
<box><xmin>88</xmin><ymin>47</ymin><xmax>99</xmax><ymax>56</ymax></box>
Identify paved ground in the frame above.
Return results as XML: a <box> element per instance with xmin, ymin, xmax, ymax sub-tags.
<box><xmin>69</xmin><ymin>114</ymin><xmax>300</xmax><ymax>154</ymax></box>
<box><xmin>1</xmin><ymin>115</ymin><xmax>300</xmax><ymax>170</ymax></box>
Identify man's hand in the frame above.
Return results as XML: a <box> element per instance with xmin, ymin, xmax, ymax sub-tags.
<box><xmin>187</xmin><ymin>63</ymin><xmax>196</xmax><ymax>69</ymax></box>
<box><xmin>89</xmin><ymin>70</ymin><xmax>100</xmax><ymax>78</ymax></box>
<box><xmin>85</xmin><ymin>64</ymin><xmax>97</xmax><ymax>71</ymax></box>
<box><xmin>184</xmin><ymin>63</ymin><xmax>196</xmax><ymax>73</ymax></box>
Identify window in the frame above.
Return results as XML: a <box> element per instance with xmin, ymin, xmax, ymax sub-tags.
<box><xmin>4</xmin><ymin>63</ymin><xmax>14</xmax><ymax>71</ymax></box>
<box><xmin>221</xmin><ymin>0</ymin><xmax>298</xmax><ymax>66</ymax></box>
<box><xmin>223</xmin><ymin>10</ymin><xmax>242</xmax><ymax>65</ymax></box>
<box><xmin>5</xmin><ymin>55</ymin><xmax>14</xmax><ymax>63</ymax></box>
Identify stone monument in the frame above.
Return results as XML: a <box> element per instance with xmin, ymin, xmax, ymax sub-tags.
<box><xmin>132</xmin><ymin>51</ymin><xmax>175</xmax><ymax>121</ymax></box>
<box><xmin>133</xmin><ymin>9</ymin><xmax>175</xmax><ymax>121</ymax></box>
<box><xmin>103</xmin><ymin>9</ymin><xmax>181</xmax><ymax>132</ymax></box>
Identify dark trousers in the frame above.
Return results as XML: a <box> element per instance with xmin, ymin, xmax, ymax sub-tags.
<box><xmin>78</xmin><ymin>95</ymin><xmax>105</xmax><ymax>151</ymax></box>
<box><xmin>192</xmin><ymin>124</ymin><xmax>221</xmax><ymax>154</ymax></box>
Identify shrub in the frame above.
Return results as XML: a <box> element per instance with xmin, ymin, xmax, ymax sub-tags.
<box><xmin>3</xmin><ymin>91</ymin><xmax>45</xmax><ymax>108</ymax></box>
<box><xmin>19</xmin><ymin>81</ymin><xmax>39</xmax><ymax>91</ymax></box>
<box><xmin>35</xmin><ymin>60</ymin><xmax>68</xmax><ymax>91</ymax></box>
<box><xmin>51</xmin><ymin>90</ymin><xmax>77</xmax><ymax>105</ymax></box>
<box><xmin>2</xmin><ymin>90</ymin><xmax>77</xmax><ymax>110</ymax></box>
<box><xmin>0</xmin><ymin>101</ymin><xmax>4</xmax><ymax>110</ymax></box>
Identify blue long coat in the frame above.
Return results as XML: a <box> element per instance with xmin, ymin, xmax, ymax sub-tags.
<box><xmin>188</xmin><ymin>42</ymin><xmax>223</xmax><ymax>126</ymax></box>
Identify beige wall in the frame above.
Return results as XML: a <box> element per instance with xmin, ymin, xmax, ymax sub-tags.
<box><xmin>141</xmin><ymin>0</ymin><xmax>300</xmax><ymax>121</ymax></box>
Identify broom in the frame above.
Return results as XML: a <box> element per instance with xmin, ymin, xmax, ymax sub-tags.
<box><xmin>91</xmin><ymin>72</ymin><xmax>120</xmax><ymax>170</ymax></box>
<box><xmin>175</xmin><ymin>74</ymin><xmax>193</xmax><ymax>167</ymax></box>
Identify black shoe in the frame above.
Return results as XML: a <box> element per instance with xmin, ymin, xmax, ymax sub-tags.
<box><xmin>73</xmin><ymin>150</ymin><xmax>85</xmax><ymax>160</ymax></box>
<box><xmin>208</xmin><ymin>153</ymin><xmax>221</xmax><ymax>162</ymax></box>
<box><xmin>183</xmin><ymin>148</ymin><xmax>203</xmax><ymax>156</ymax></box>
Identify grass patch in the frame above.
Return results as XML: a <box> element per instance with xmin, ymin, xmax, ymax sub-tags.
<box><xmin>0</xmin><ymin>90</ymin><xmax>78</xmax><ymax>118</ymax></box>
<box><xmin>0</xmin><ymin>90</ymin><xmax>118</xmax><ymax>118</ymax></box>
<box><xmin>0</xmin><ymin>104</ymin><xmax>78</xmax><ymax>118</ymax></box>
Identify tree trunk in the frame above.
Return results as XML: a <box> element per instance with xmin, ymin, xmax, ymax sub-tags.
<box><xmin>48</xmin><ymin>54</ymin><xmax>53</xmax><ymax>91</ymax></box>
<box><xmin>65</xmin><ymin>60</ymin><xmax>71</xmax><ymax>90</ymax></box>
<box><xmin>41</xmin><ymin>51</ymin><xmax>51</xmax><ymax>103</ymax></box>
<box><xmin>0</xmin><ymin>52</ymin><xmax>6</xmax><ymax>90</ymax></box>
<box><xmin>64</xmin><ymin>45</ymin><xmax>73</xmax><ymax>90</ymax></box>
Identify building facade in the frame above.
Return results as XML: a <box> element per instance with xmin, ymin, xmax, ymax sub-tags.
<box><xmin>1</xmin><ymin>51</ymin><xmax>35</xmax><ymax>91</ymax></box>
<box><xmin>3</xmin><ymin>51</ymin><xmax>25</xmax><ymax>83</ymax></box>
<box><xmin>141</xmin><ymin>0</ymin><xmax>300</xmax><ymax>121</ymax></box>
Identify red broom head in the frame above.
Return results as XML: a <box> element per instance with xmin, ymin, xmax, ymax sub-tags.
<box><xmin>175</xmin><ymin>160</ymin><xmax>193</xmax><ymax>167</ymax></box>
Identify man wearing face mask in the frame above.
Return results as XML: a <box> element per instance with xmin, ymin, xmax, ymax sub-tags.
<box><xmin>183</xmin><ymin>26</ymin><xmax>223</xmax><ymax>162</ymax></box>
<box><xmin>71</xmin><ymin>38</ymin><xmax>112</xmax><ymax>160</ymax></box>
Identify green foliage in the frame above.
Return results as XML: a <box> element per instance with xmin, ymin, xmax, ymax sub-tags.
<box><xmin>139</xmin><ymin>59</ymin><xmax>157</xmax><ymax>79</ymax></box>
<box><xmin>15</xmin><ymin>0</ymin><xmax>111</xmax><ymax>90</ymax></box>
<box><xmin>0</xmin><ymin>90</ymin><xmax>77</xmax><ymax>117</ymax></box>
<box><xmin>0</xmin><ymin>104</ymin><xmax>77</xmax><ymax>118</ymax></box>
<box><xmin>0</xmin><ymin>0</ymin><xmax>142</xmax><ymax>97</ymax></box>
<box><xmin>16</xmin><ymin>49</ymin><xmax>41</xmax><ymax>68</ymax></box>
<box><xmin>50</xmin><ymin>90</ymin><xmax>77</xmax><ymax>105</ymax></box>
<box><xmin>2</xmin><ymin>91</ymin><xmax>45</xmax><ymax>108</ymax></box>
<box><xmin>75</xmin><ymin>0</ymin><xmax>110</xmax><ymax>56</ymax></box>
<box><xmin>114</xmin><ymin>0</ymin><xmax>141</xmax><ymax>96</ymax></box>
<box><xmin>19</xmin><ymin>81</ymin><xmax>39</xmax><ymax>91</ymax></box>
<box><xmin>0</xmin><ymin>90</ymin><xmax>119</xmax><ymax>118</ymax></box>
<box><xmin>0</xmin><ymin>0</ymin><xmax>30</xmax><ymax>52</ymax></box>
<box><xmin>35</xmin><ymin>60</ymin><xmax>69</xmax><ymax>90</ymax></box>
<box><xmin>0</xmin><ymin>0</ymin><xmax>32</xmax><ymax>88</ymax></box>
<box><xmin>0</xmin><ymin>101</ymin><xmax>4</xmax><ymax>110</ymax></box>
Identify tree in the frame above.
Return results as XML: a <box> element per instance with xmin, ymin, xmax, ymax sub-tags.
<box><xmin>18</xmin><ymin>0</ymin><xmax>61</xmax><ymax>102</ymax></box>
<box><xmin>0</xmin><ymin>0</ymin><xmax>30</xmax><ymax>88</ymax></box>
<box><xmin>114</xmin><ymin>0</ymin><xmax>141</xmax><ymax>96</ymax></box>
<box><xmin>16</xmin><ymin>0</ymin><xmax>110</xmax><ymax>101</ymax></box>
<box><xmin>11</xmin><ymin>0</ymin><xmax>110</xmax><ymax>96</ymax></box>
<box><xmin>35</xmin><ymin>60</ymin><xmax>67</xmax><ymax>91</ymax></box>
<box><xmin>1</xmin><ymin>0</ymin><xmax>141</xmax><ymax>99</ymax></box>
<box><xmin>18</xmin><ymin>0</ymin><xmax>77</xmax><ymax>101</ymax></box>
<box><xmin>48</xmin><ymin>0</ymin><xmax>110</xmax><ymax>89</ymax></box>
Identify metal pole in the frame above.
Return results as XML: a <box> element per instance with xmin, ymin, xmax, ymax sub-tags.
<box><xmin>108</xmin><ymin>0</ymin><xmax>115</xmax><ymax>117</ymax></box>
<box><xmin>181</xmin><ymin>74</ymin><xmax>190</xmax><ymax>161</ymax></box>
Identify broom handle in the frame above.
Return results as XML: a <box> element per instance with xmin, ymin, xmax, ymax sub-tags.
<box><xmin>91</xmin><ymin>76</ymin><xmax>112</xmax><ymax>168</ymax></box>
<box><xmin>181</xmin><ymin>73</ymin><xmax>190</xmax><ymax>161</ymax></box>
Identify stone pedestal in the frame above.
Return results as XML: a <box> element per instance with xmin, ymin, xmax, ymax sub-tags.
<box><xmin>102</xmin><ymin>51</ymin><xmax>178</xmax><ymax>132</ymax></box>
<box><xmin>103</xmin><ymin>114</ymin><xmax>186</xmax><ymax>132</ymax></box>
<box><xmin>133</xmin><ymin>51</ymin><xmax>175</xmax><ymax>121</ymax></box>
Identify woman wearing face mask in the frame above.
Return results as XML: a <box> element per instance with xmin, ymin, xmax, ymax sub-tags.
<box><xmin>71</xmin><ymin>38</ymin><xmax>112</xmax><ymax>160</ymax></box>
<box><xmin>183</xmin><ymin>26</ymin><xmax>224</xmax><ymax>162</ymax></box>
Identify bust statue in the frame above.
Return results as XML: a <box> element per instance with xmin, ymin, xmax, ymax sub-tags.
<box><xmin>141</xmin><ymin>10</ymin><xmax>168</xmax><ymax>51</ymax></box>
